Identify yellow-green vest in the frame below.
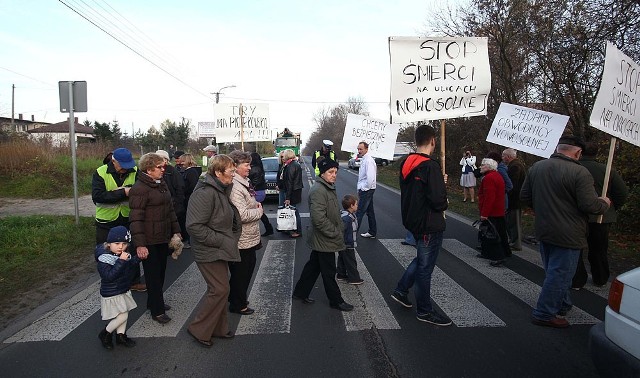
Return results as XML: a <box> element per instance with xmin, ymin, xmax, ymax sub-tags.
<box><xmin>314</xmin><ymin>150</ymin><xmax>335</xmax><ymax>176</ymax></box>
<box><xmin>95</xmin><ymin>164</ymin><xmax>137</xmax><ymax>222</ymax></box>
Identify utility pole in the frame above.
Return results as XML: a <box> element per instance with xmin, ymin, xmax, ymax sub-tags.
<box><xmin>11</xmin><ymin>84</ymin><xmax>15</xmax><ymax>132</ymax></box>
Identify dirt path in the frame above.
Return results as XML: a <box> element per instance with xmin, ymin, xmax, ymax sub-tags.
<box><xmin>0</xmin><ymin>195</ymin><xmax>95</xmax><ymax>218</ymax></box>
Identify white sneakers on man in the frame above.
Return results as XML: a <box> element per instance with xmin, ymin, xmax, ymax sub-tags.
<box><xmin>360</xmin><ymin>232</ymin><xmax>375</xmax><ymax>239</ymax></box>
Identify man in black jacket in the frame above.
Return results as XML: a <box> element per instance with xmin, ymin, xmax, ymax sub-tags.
<box><xmin>390</xmin><ymin>125</ymin><xmax>451</xmax><ymax>326</ymax></box>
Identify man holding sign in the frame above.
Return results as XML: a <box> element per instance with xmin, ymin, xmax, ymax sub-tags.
<box><xmin>356</xmin><ymin>141</ymin><xmax>377</xmax><ymax>239</ymax></box>
<box><xmin>521</xmin><ymin>135</ymin><xmax>610</xmax><ymax>328</ymax></box>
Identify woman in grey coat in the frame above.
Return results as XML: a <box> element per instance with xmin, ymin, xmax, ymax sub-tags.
<box><xmin>292</xmin><ymin>159</ymin><xmax>353</xmax><ymax>312</ymax></box>
<box><xmin>185</xmin><ymin>155</ymin><xmax>241</xmax><ymax>347</ymax></box>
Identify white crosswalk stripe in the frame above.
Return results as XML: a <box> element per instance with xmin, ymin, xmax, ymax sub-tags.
<box><xmin>339</xmin><ymin>252</ymin><xmax>401</xmax><ymax>331</ymax></box>
<box><xmin>5</xmin><ymin>280</ymin><xmax>101</xmax><ymax>343</ymax></box>
<box><xmin>127</xmin><ymin>262</ymin><xmax>206</xmax><ymax>338</ymax></box>
<box><xmin>3</xmin><ymin>237</ymin><xmax>604</xmax><ymax>343</ymax></box>
<box><xmin>443</xmin><ymin>239</ymin><xmax>599</xmax><ymax>324</ymax></box>
<box><xmin>236</xmin><ymin>240</ymin><xmax>296</xmax><ymax>335</ymax></box>
<box><xmin>380</xmin><ymin>239</ymin><xmax>505</xmax><ymax>327</ymax></box>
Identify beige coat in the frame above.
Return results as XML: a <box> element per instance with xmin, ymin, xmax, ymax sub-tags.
<box><xmin>230</xmin><ymin>175</ymin><xmax>263</xmax><ymax>249</ymax></box>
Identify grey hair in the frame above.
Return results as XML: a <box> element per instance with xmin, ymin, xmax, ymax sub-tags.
<box><xmin>481</xmin><ymin>158</ymin><xmax>498</xmax><ymax>171</ymax></box>
<box><xmin>502</xmin><ymin>148</ymin><xmax>517</xmax><ymax>158</ymax></box>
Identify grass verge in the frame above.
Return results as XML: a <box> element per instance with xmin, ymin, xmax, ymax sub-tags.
<box><xmin>0</xmin><ymin>215</ymin><xmax>95</xmax><ymax>304</ymax></box>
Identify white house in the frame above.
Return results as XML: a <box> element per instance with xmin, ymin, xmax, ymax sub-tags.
<box><xmin>27</xmin><ymin>117</ymin><xmax>95</xmax><ymax>146</ymax></box>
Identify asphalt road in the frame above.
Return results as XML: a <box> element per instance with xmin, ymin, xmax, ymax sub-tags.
<box><xmin>0</xmin><ymin>156</ymin><xmax>608</xmax><ymax>377</ymax></box>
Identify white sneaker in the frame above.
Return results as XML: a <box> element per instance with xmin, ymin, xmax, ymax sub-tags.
<box><xmin>360</xmin><ymin>232</ymin><xmax>375</xmax><ymax>239</ymax></box>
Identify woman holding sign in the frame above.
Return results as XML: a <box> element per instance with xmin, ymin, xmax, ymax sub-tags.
<box><xmin>459</xmin><ymin>150</ymin><xmax>477</xmax><ymax>202</ymax></box>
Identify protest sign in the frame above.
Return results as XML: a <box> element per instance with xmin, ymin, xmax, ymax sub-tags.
<box><xmin>214</xmin><ymin>103</ymin><xmax>271</xmax><ymax>143</ymax></box>
<box><xmin>590</xmin><ymin>42</ymin><xmax>640</xmax><ymax>147</ymax></box>
<box><xmin>342</xmin><ymin>114</ymin><xmax>399</xmax><ymax>160</ymax></box>
<box><xmin>198</xmin><ymin>122</ymin><xmax>215</xmax><ymax>138</ymax></box>
<box><xmin>389</xmin><ymin>36</ymin><xmax>491</xmax><ymax>123</ymax></box>
<box><xmin>486</xmin><ymin>103</ymin><xmax>568</xmax><ymax>158</ymax></box>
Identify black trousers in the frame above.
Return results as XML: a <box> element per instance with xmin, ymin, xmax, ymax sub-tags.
<box><xmin>141</xmin><ymin>243</ymin><xmax>170</xmax><ymax>316</ymax></box>
<box><xmin>228</xmin><ymin>246</ymin><xmax>258</xmax><ymax>312</ymax></box>
<box><xmin>573</xmin><ymin>223</ymin><xmax>611</xmax><ymax>287</ymax></box>
<box><xmin>483</xmin><ymin>216</ymin><xmax>511</xmax><ymax>260</ymax></box>
<box><xmin>260</xmin><ymin>213</ymin><xmax>273</xmax><ymax>233</ymax></box>
<box><xmin>293</xmin><ymin>250</ymin><xmax>344</xmax><ymax>306</ymax></box>
<box><xmin>337</xmin><ymin>248</ymin><xmax>361</xmax><ymax>281</ymax></box>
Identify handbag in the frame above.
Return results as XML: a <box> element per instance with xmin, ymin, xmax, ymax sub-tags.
<box><xmin>276</xmin><ymin>205</ymin><xmax>297</xmax><ymax>231</ymax></box>
<box><xmin>473</xmin><ymin>219</ymin><xmax>502</xmax><ymax>259</ymax></box>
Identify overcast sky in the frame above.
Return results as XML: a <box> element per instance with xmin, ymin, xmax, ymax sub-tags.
<box><xmin>0</xmin><ymin>0</ymin><xmax>462</xmax><ymax>144</ymax></box>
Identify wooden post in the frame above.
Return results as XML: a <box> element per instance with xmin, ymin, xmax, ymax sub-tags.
<box><xmin>440</xmin><ymin>119</ymin><xmax>446</xmax><ymax>175</ymax></box>
<box><xmin>240</xmin><ymin>103</ymin><xmax>245</xmax><ymax>151</ymax></box>
<box><xmin>597</xmin><ymin>137</ymin><xmax>617</xmax><ymax>224</ymax></box>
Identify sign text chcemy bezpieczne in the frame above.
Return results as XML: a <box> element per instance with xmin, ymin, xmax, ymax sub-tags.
<box><xmin>389</xmin><ymin>36</ymin><xmax>491</xmax><ymax>123</ymax></box>
<box><xmin>341</xmin><ymin>114</ymin><xmax>400</xmax><ymax>160</ymax></box>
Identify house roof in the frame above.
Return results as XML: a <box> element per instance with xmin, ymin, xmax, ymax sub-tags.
<box><xmin>28</xmin><ymin>120</ymin><xmax>94</xmax><ymax>134</ymax></box>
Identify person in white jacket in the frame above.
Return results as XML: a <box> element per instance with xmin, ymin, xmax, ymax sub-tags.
<box><xmin>459</xmin><ymin>150</ymin><xmax>477</xmax><ymax>202</ymax></box>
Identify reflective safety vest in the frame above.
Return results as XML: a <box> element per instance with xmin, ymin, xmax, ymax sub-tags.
<box><xmin>314</xmin><ymin>150</ymin><xmax>336</xmax><ymax>176</ymax></box>
<box><xmin>95</xmin><ymin>165</ymin><xmax>137</xmax><ymax>223</ymax></box>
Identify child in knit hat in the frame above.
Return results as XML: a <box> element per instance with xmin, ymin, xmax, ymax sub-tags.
<box><xmin>95</xmin><ymin>226</ymin><xmax>139</xmax><ymax>350</ymax></box>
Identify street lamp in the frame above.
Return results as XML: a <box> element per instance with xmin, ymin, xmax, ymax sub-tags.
<box><xmin>211</xmin><ymin>85</ymin><xmax>236</xmax><ymax>103</ymax></box>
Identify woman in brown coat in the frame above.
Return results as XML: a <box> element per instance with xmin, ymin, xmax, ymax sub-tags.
<box><xmin>129</xmin><ymin>153</ymin><xmax>181</xmax><ymax>324</ymax></box>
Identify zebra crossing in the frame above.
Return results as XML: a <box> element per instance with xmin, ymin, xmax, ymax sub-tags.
<box><xmin>3</xmin><ymin>237</ymin><xmax>606</xmax><ymax>344</ymax></box>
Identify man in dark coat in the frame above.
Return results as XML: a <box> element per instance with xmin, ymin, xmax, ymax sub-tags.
<box><xmin>571</xmin><ymin>142</ymin><xmax>628</xmax><ymax>288</ymax></box>
<box><xmin>502</xmin><ymin>148</ymin><xmax>526</xmax><ymax>251</ymax></box>
<box><xmin>521</xmin><ymin>135</ymin><xmax>610</xmax><ymax>328</ymax></box>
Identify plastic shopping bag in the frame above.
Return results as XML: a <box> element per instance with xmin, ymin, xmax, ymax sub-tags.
<box><xmin>276</xmin><ymin>206</ymin><xmax>297</xmax><ymax>231</ymax></box>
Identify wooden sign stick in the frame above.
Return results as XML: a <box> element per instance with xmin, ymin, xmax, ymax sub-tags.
<box><xmin>597</xmin><ymin>136</ymin><xmax>617</xmax><ymax>224</ymax></box>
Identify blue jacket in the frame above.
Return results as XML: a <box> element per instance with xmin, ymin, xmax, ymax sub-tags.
<box><xmin>95</xmin><ymin>244</ymin><xmax>140</xmax><ymax>297</ymax></box>
<box><xmin>341</xmin><ymin>210</ymin><xmax>357</xmax><ymax>248</ymax></box>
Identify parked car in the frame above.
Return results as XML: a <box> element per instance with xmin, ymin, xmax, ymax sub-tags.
<box><xmin>589</xmin><ymin>267</ymin><xmax>640</xmax><ymax>377</ymax></box>
<box><xmin>261</xmin><ymin>156</ymin><xmax>280</xmax><ymax>199</ymax></box>
<box><xmin>374</xmin><ymin>157</ymin><xmax>389</xmax><ymax>166</ymax></box>
<box><xmin>348</xmin><ymin>154</ymin><xmax>361</xmax><ymax>170</ymax></box>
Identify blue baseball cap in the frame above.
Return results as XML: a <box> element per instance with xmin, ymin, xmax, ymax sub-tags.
<box><xmin>112</xmin><ymin>148</ymin><xmax>136</xmax><ymax>169</ymax></box>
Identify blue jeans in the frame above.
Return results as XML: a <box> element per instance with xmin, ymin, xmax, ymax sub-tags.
<box><xmin>278</xmin><ymin>191</ymin><xmax>286</xmax><ymax>207</ymax></box>
<box><xmin>395</xmin><ymin>232</ymin><xmax>443</xmax><ymax>315</ymax></box>
<box><xmin>404</xmin><ymin>231</ymin><xmax>416</xmax><ymax>246</ymax></box>
<box><xmin>356</xmin><ymin>189</ymin><xmax>377</xmax><ymax>236</ymax></box>
<box><xmin>532</xmin><ymin>241</ymin><xmax>580</xmax><ymax>321</ymax></box>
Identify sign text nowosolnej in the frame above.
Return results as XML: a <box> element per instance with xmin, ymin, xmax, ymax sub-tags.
<box><xmin>590</xmin><ymin>42</ymin><xmax>640</xmax><ymax>147</ymax></box>
<box><xmin>341</xmin><ymin>114</ymin><xmax>400</xmax><ymax>160</ymax></box>
<box><xmin>486</xmin><ymin>103</ymin><xmax>568</xmax><ymax>159</ymax></box>
<box><xmin>214</xmin><ymin>103</ymin><xmax>271</xmax><ymax>143</ymax></box>
<box><xmin>389</xmin><ymin>36</ymin><xmax>491</xmax><ymax>123</ymax></box>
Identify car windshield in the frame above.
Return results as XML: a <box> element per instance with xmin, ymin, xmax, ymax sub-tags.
<box><xmin>262</xmin><ymin>158</ymin><xmax>280</xmax><ymax>172</ymax></box>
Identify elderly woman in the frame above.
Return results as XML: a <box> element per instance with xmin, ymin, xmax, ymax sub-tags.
<box><xmin>228</xmin><ymin>150</ymin><xmax>264</xmax><ymax>315</ymax></box>
<box><xmin>186</xmin><ymin>155</ymin><xmax>241</xmax><ymax>347</ymax></box>
<box><xmin>477</xmin><ymin>158</ymin><xmax>511</xmax><ymax>267</ymax></box>
<box><xmin>249</xmin><ymin>152</ymin><xmax>274</xmax><ymax>236</ymax></box>
<box><xmin>129</xmin><ymin>153</ymin><xmax>181</xmax><ymax>324</ymax></box>
<box><xmin>292</xmin><ymin>159</ymin><xmax>353</xmax><ymax>312</ymax></box>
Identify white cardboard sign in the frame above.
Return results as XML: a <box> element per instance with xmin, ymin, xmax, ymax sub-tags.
<box><xmin>342</xmin><ymin>114</ymin><xmax>399</xmax><ymax>160</ymax></box>
<box><xmin>214</xmin><ymin>103</ymin><xmax>271</xmax><ymax>143</ymax></box>
<box><xmin>389</xmin><ymin>36</ymin><xmax>491</xmax><ymax>123</ymax></box>
<box><xmin>590</xmin><ymin>42</ymin><xmax>640</xmax><ymax>147</ymax></box>
<box><xmin>486</xmin><ymin>103</ymin><xmax>569</xmax><ymax>158</ymax></box>
<box><xmin>197</xmin><ymin>122</ymin><xmax>216</xmax><ymax>138</ymax></box>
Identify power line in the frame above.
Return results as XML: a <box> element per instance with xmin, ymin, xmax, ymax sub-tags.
<box><xmin>0</xmin><ymin>66</ymin><xmax>55</xmax><ymax>87</ymax></box>
<box><xmin>58</xmin><ymin>0</ymin><xmax>212</xmax><ymax>100</ymax></box>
